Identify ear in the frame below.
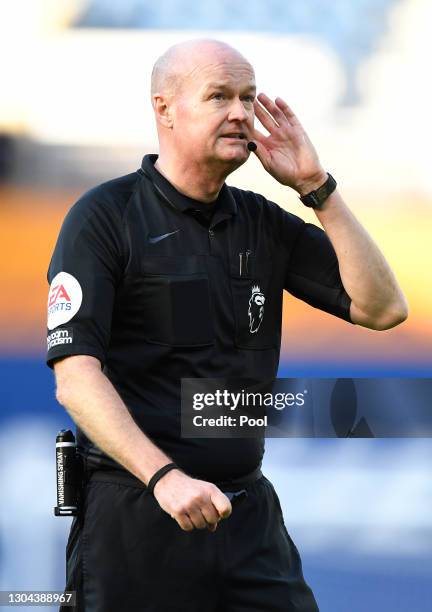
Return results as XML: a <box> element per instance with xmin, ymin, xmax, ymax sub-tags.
<box><xmin>152</xmin><ymin>93</ymin><xmax>174</xmax><ymax>129</ymax></box>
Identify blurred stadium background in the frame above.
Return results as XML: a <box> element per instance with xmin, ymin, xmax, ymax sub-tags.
<box><xmin>0</xmin><ymin>1</ymin><xmax>431</xmax><ymax>610</ymax></box>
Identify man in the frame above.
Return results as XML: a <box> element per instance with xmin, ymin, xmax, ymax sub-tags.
<box><xmin>47</xmin><ymin>39</ymin><xmax>407</xmax><ymax>612</ymax></box>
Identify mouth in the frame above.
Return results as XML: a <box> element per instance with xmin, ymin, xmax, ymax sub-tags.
<box><xmin>220</xmin><ymin>133</ymin><xmax>247</xmax><ymax>141</ymax></box>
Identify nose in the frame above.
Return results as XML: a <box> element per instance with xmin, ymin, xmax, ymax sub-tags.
<box><xmin>227</xmin><ymin>98</ymin><xmax>250</xmax><ymax>122</ymax></box>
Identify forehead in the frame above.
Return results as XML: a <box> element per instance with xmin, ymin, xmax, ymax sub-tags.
<box><xmin>186</xmin><ymin>57</ymin><xmax>256</xmax><ymax>92</ymax></box>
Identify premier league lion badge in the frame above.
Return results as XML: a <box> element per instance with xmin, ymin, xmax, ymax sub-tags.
<box><xmin>248</xmin><ymin>285</ymin><xmax>265</xmax><ymax>333</ymax></box>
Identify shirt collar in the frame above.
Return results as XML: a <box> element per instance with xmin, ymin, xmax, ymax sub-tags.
<box><xmin>139</xmin><ymin>154</ymin><xmax>238</xmax><ymax>217</ymax></box>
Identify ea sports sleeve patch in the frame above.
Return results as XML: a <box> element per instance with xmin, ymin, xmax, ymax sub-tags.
<box><xmin>46</xmin><ymin>195</ymin><xmax>125</xmax><ymax>369</ymax></box>
<box><xmin>47</xmin><ymin>272</ymin><xmax>83</xmax><ymax>330</ymax></box>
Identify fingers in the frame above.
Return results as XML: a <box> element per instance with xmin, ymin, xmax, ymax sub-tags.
<box><xmin>172</xmin><ymin>489</ymin><xmax>231</xmax><ymax>532</ymax></box>
<box><xmin>211</xmin><ymin>487</ymin><xmax>233</xmax><ymax>519</ymax></box>
<box><xmin>200</xmin><ymin>502</ymin><xmax>222</xmax><ymax>531</ymax></box>
<box><xmin>255</xmin><ymin>92</ymin><xmax>291</xmax><ymax>130</ymax></box>
<box><xmin>275</xmin><ymin>97</ymin><xmax>301</xmax><ymax>126</ymax></box>
<box><xmin>155</xmin><ymin>475</ymin><xmax>234</xmax><ymax>532</ymax></box>
<box><xmin>175</xmin><ymin>512</ymin><xmax>195</xmax><ymax>532</ymax></box>
<box><xmin>252</xmin><ymin>128</ymin><xmax>267</xmax><ymax>145</ymax></box>
<box><xmin>254</xmin><ymin>97</ymin><xmax>280</xmax><ymax>134</ymax></box>
<box><xmin>186</xmin><ymin>505</ymin><xmax>212</xmax><ymax>530</ymax></box>
<box><xmin>254</xmin><ymin>93</ymin><xmax>300</xmax><ymax>131</ymax></box>
<box><xmin>172</xmin><ymin>504</ymin><xmax>210</xmax><ymax>531</ymax></box>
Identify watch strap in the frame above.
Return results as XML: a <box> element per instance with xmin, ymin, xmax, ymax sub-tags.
<box><xmin>299</xmin><ymin>173</ymin><xmax>337</xmax><ymax>209</ymax></box>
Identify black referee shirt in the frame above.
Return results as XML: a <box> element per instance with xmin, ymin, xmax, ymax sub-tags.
<box><xmin>46</xmin><ymin>154</ymin><xmax>353</xmax><ymax>481</ymax></box>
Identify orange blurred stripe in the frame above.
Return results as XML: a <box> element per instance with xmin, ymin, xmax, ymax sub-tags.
<box><xmin>0</xmin><ymin>186</ymin><xmax>430</xmax><ymax>362</ymax></box>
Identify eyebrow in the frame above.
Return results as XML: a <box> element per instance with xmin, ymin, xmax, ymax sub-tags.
<box><xmin>204</xmin><ymin>82</ymin><xmax>256</xmax><ymax>92</ymax></box>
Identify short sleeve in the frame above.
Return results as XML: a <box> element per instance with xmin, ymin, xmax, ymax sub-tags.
<box><xmin>46</xmin><ymin>195</ymin><xmax>125</xmax><ymax>369</ymax></box>
<box><xmin>284</xmin><ymin>221</ymin><xmax>353</xmax><ymax>323</ymax></box>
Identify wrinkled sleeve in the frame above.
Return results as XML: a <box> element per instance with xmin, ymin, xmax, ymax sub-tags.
<box><xmin>284</xmin><ymin>219</ymin><xmax>353</xmax><ymax>323</ymax></box>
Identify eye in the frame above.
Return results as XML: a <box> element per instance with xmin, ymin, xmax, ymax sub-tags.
<box><xmin>212</xmin><ymin>92</ymin><xmax>225</xmax><ymax>101</ymax></box>
<box><xmin>243</xmin><ymin>95</ymin><xmax>255</xmax><ymax>103</ymax></box>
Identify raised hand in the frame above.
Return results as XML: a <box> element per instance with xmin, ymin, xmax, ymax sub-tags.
<box><xmin>252</xmin><ymin>93</ymin><xmax>327</xmax><ymax>195</ymax></box>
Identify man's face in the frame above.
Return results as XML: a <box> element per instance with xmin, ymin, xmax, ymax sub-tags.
<box><xmin>170</xmin><ymin>53</ymin><xmax>256</xmax><ymax>170</ymax></box>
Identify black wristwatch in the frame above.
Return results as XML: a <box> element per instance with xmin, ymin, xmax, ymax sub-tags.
<box><xmin>299</xmin><ymin>173</ymin><xmax>337</xmax><ymax>210</ymax></box>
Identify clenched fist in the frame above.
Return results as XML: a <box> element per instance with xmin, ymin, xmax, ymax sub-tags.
<box><xmin>153</xmin><ymin>469</ymin><xmax>232</xmax><ymax>532</ymax></box>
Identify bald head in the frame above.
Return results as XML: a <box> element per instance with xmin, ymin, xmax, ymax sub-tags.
<box><xmin>151</xmin><ymin>38</ymin><xmax>256</xmax><ymax>177</ymax></box>
<box><xmin>151</xmin><ymin>39</ymin><xmax>253</xmax><ymax>99</ymax></box>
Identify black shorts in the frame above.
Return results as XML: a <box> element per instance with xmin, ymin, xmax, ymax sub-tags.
<box><xmin>62</xmin><ymin>473</ymin><xmax>319</xmax><ymax>612</ymax></box>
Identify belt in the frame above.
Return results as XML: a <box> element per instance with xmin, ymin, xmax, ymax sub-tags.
<box><xmin>212</xmin><ymin>466</ymin><xmax>263</xmax><ymax>490</ymax></box>
<box><xmin>86</xmin><ymin>465</ymin><xmax>262</xmax><ymax>493</ymax></box>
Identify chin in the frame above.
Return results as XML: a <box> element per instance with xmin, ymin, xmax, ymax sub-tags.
<box><xmin>217</xmin><ymin>148</ymin><xmax>248</xmax><ymax>166</ymax></box>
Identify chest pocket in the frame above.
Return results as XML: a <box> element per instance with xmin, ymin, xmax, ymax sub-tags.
<box><xmin>137</xmin><ymin>255</ymin><xmax>214</xmax><ymax>347</ymax></box>
<box><xmin>230</xmin><ymin>254</ymin><xmax>281</xmax><ymax>350</ymax></box>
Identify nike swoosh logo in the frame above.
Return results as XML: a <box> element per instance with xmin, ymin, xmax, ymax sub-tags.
<box><xmin>148</xmin><ymin>230</ymin><xmax>180</xmax><ymax>244</ymax></box>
